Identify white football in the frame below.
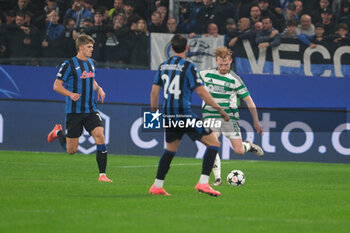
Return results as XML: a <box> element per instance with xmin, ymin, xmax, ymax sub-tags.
<box><xmin>227</xmin><ymin>170</ymin><xmax>245</xmax><ymax>186</ymax></box>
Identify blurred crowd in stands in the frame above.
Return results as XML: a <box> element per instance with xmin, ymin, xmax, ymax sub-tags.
<box><xmin>0</xmin><ymin>0</ymin><xmax>350</xmax><ymax>68</ymax></box>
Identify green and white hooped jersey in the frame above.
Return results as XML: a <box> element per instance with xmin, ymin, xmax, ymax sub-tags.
<box><xmin>199</xmin><ymin>69</ymin><xmax>250</xmax><ymax>121</ymax></box>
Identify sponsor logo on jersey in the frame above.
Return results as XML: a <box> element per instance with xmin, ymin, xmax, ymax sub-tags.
<box><xmin>80</xmin><ymin>71</ymin><xmax>95</xmax><ymax>79</ymax></box>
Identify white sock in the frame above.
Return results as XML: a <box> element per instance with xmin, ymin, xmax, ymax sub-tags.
<box><xmin>199</xmin><ymin>174</ymin><xmax>209</xmax><ymax>184</ymax></box>
<box><xmin>242</xmin><ymin>142</ymin><xmax>251</xmax><ymax>153</ymax></box>
<box><xmin>99</xmin><ymin>173</ymin><xmax>105</xmax><ymax>177</ymax></box>
<box><xmin>154</xmin><ymin>179</ymin><xmax>164</xmax><ymax>188</ymax></box>
<box><xmin>212</xmin><ymin>153</ymin><xmax>221</xmax><ymax>180</ymax></box>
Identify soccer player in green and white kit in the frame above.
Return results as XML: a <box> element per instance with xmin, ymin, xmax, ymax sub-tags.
<box><xmin>200</xmin><ymin>46</ymin><xmax>264</xmax><ymax>186</ymax></box>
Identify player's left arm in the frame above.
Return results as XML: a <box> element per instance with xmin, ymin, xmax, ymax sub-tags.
<box><xmin>94</xmin><ymin>80</ymin><xmax>105</xmax><ymax>103</ymax></box>
<box><xmin>243</xmin><ymin>95</ymin><xmax>263</xmax><ymax>134</ymax></box>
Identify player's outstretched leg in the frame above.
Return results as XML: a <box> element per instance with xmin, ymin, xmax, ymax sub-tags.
<box><xmin>97</xmin><ymin>144</ymin><xmax>112</xmax><ymax>182</ymax></box>
<box><xmin>48</xmin><ymin>124</ymin><xmax>62</xmax><ymax>142</ymax></box>
<box><xmin>212</xmin><ymin>153</ymin><xmax>222</xmax><ymax>186</ymax></box>
<box><xmin>48</xmin><ymin>124</ymin><xmax>67</xmax><ymax>151</ymax></box>
<box><xmin>244</xmin><ymin>141</ymin><xmax>264</xmax><ymax>156</ymax></box>
<box><xmin>149</xmin><ymin>149</ymin><xmax>175</xmax><ymax>196</ymax></box>
<box><xmin>195</xmin><ymin>146</ymin><xmax>221</xmax><ymax>197</ymax></box>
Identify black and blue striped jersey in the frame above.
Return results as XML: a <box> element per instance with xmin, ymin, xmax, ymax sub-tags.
<box><xmin>56</xmin><ymin>57</ymin><xmax>97</xmax><ymax>114</ymax></box>
<box><xmin>153</xmin><ymin>56</ymin><xmax>203</xmax><ymax>117</ymax></box>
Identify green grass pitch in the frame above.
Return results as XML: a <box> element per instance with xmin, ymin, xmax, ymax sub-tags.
<box><xmin>0</xmin><ymin>151</ymin><xmax>349</xmax><ymax>233</ymax></box>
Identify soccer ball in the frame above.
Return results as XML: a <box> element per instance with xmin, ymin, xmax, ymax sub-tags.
<box><xmin>227</xmin><ymin>170</ymin><xmax>245</xmax><ymax>186</ymax></box>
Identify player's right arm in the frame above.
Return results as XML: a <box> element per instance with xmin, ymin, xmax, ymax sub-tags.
<box><xmin>195</xmin><ymin>86</ymin><xmax>230</xmax><ymax>121</ymax></box>
<box><xmin>150</xmin><ymin>84</ymin><xmax>161</xmax><ymax>112</ymax></box>
<box><xmin>54</xmin><ymin>61</ymin><xmax>80</xmax><ymax>101</ymax></box>
<box><xmin>150</xmin><ymin>66</ymin><xmax>162</xmax><ymax>111</ymax></box>
<box><xmin>53</xmin><ymin>79</ymin><xmax>81</xmax><ymax>101</ymax></box>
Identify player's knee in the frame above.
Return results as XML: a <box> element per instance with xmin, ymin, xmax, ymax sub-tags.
<box><xmin>235</xmin><ymin>148</ymin><xmax>245</xmax><ymax>155</ymax></box>
<box><xmin>93</xmin><ymin>134</ymin><xmax>105</xmax><ymax>144</ymax></box>
<box><xmin>67</xmin><ymin>147</ymin><xmax>77</xmax><ymax>155</ymax></box>
<box><xmin>209</xmin><ymin>140</ymin><xmax>220</xmax><ymax>148</ymax></box>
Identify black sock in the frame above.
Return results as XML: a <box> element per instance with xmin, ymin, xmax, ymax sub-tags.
<box><xmin>156</xmin><ymin>150</ymin><xmax>176</xmax><ymax>180</ymax></box>
<box><xmin>57</xmin><ymin>131</ymin><xmax>66</xmax><ymax>151</ymax></box>
<box><xmin>202</xmin><ymin>146</ymin><xmax>219</xmax><ymax>176</ymax></box>
<box><xmin>96</xmin><ymin>144</ymin><xmax>107</xmax><ymax>174</ymax></box>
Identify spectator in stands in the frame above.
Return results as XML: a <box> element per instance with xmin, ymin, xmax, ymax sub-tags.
<box><xmin>297</xmin><ymin>23</ymin><xmax>326</xmax><ymax>47</ymax></box>
<box><xmin>157</xmin><ymin>5</ymin><xmax>168</xmax><ymax>25</ymax></box>
<box><xmin>148</xmin><ymin>11</ymin><xmax>166</xmax><ymax>32</ymax></box>
<box><xmin>204</xmin><ymin>22</ymin><xmax>220</xmax><ymax>37</ymax></box>
<box><xmin>225</xmin><ymin>18</ymin><xmax>237</xmax><ymax>34</ymax></box>
<box><xmin>254</xmin><ymin>21</ymin><xmax>263</xmax><ymax>31</ymax></box>
<box><xmin>35</xmin><ymin>0</ymin><xmax>60</xmax><ymax>30</ymax></box>
<box><xmin>214</xmin><ymin>0</ymin><xmax>236</xmax><ymax>34</ymax></box>
<box><xmin>84</xmin><ymin>0</ymin><xmax>95</xmax><ymax>14</ymax></box>
<box><xmin>13</xmin><ymin>0</ymin><xmax>41</xmax><ymax>26</ymax></box>
<box><xmin>96</xmin><ymin>6</ymin><xmax>111</xmax><ymax>25</ymax></box>
<box><xmin>147</xmin><ymin>0</ymin><xmax>164</xmax><ymax>19</ymax></box>
<box><xmin>332</xmin><ymin>23</ymin><xmax>350</xmax><ymax>44</ymax></box>
<box><xmin>259</xmin><ymin>0</ymin><xmax>283</xmax><ymax>32</ymax></box>
<box><xmin>320</xmin><ymin>8</ymin><xmax>335</xmax><ymax>35</ymax></box>
<box><xmin>129</xmin><ymin>18</ymin><xmax>149</xmax><ymax>67</ymax></box>
<box><xmin>296</xmin><ymin>14</ymin><xmax>315</xmax><ymax>35</ymax></box>
<box><xmin>4</xmin><ymin>10</ymin><xmax>16</xmax><ymax>25</ymax></box>
<box><xmin>24</xmin><ymin>11</ymin><xmax>42</xmax><ymax>57</ymax></box>
<box><xmin>273</xmin><ymin>0</ymin><xmax>293</xmax><ymax>17</ymax></box>
<box><xmin>86</xmin><ymin>11</ymin><xmax>108</xmax><ymax>61</ymax></box>
<box><xmin>311</xmin><ymin>0</ymin><xmax>331</xmax><ymax>23</ymax></box>
<box><xmin>178</xmin><ymin>0</ymin><xmax>203</xmax><ymax>34</ymax></box>
<box><xmin>193</xmin><ymin>0</ymin><xmax>215</xmax><ymax>34</ymax></box>
<box><xmin>58</xmin><ymin>18</ymin><xmax>77</xmax><ymax>58</ymax></box>
<box><xmin>335</xmin><ymin>0</ymin><xmax>350</xmax><ymax>26</ymax></box>
<box><xmin>108</xmin><ymin>0</ymin><xmax>124</xmax><ymax>21</ymax></box>
<box><xmin>280</xmin><ymin>19</ymin><xmax>298</xmax><ymax>38</ymax></box>
<box><xmin>123</xmin><ymin>0</ymin><xmax>138</xmax><ymax>26</ymax></box>
<box><xmin>227</xmin><ymin>17</ymin><xmax>255</xmax><ymax>48</ymax></box>
<box><xmin>41</xmin><ymin>10</ymin><xmax>65</xmax><ymax>57</ymax></box>
<box><xmin>5</xmin><ymin>12</ymin><xmax>41</xmax><ymax>59</ymax></box>
<box><xmin>165</xmin><ymin>18</ymin><xmax>180</xmax><ymax>33</ymax></box>
<box><xmin>237</xmin><ymin>0</ymin><xmax>259</xmax><ymax>18</ymax></box>
<box><xmin>44</xmin><ymin>0</ymin><xmax>60</xmax><ymax>16</ymax></box>
<box><xmin>294</xmin><ymin>0</ymin><xmax>304</xmax><ymax>18</ymax></box>
<box><xmin>224</xmin><ymin>18</ymin><xmax>238</xmax><ymax>47</ymax></box>
<box><xmin>313</xmin><ymin>23</ymin><xmax>326</xmax><ymax>42</ymax></box>
<box><xmin>81</xmin><ymin>17</ymin><xmax>94</xmax><ymax>29</ymax></box>
<box><xmin>250</xmin><ymin>5</ymin><xmax>262</xmax><ymax>27</ymax></box>
<box><xmin>285</xmin><ymin>2</ymin><xmax>298</xmax><ymax>21</ymax></box>
<box><xmin>104</xmin><ymin>13</ymin><xmax>131</xmax><ymax>64</ymax></box>
<box><xmin>64</xmin><ymin>0</ymin><xmax>93</xmax><ymax>29</ymax></box>
<box><xmin>255</xmin><ymin>17</ymin><xmax>281</xmax><ymax>48</ymax></box>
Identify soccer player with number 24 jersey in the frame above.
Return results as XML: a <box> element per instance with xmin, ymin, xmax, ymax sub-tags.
<box><xmin>149</xmin><ymin>34</ymin><xmax>230</xmax><ymax>197</ymax></box>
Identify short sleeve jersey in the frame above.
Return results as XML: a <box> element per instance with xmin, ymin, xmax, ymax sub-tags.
<box><xmin>153</xmin><ymin>56</ymin><xmax>203</xmax><ymax>117</ymax></box>
<box><xmin>200</xmin><ymin>69</ymin><xmax>249</xmax><ymax>120</ymax></box>
<box><xmin>56</xmin><ymin>57</ymin><xmax>97</xmax><ymax>114</ymax></box>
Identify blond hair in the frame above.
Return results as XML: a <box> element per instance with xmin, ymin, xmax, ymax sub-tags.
<box><xmin>214</xmin><ymin>46</ymin><xmax>232</xmax><ymax>59</ymax></box>
<box><xmin>75</xmin><ymin>34</ymin><xmax>95</xmax><ymax>51</ymax></box>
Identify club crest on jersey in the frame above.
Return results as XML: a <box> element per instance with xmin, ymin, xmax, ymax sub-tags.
<box><xmin>80</xmin><ymin>71</ymin><xmax>94</xmax><ymax>79</ymax></box>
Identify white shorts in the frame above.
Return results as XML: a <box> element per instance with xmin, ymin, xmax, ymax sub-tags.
<box><xmin>205</xmin><ymin>118</ymin><xmax>242</xmax><ymax>140</ymax></box>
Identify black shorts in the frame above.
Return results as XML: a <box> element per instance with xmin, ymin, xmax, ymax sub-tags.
<box><xmin>165</xmin><ymin>118</ymin><xmax>212</xmax><ymax>143</ymax></box>
<box><xmin>65</xmin><ymin>112</ymin><xmax>104</xmax><ymax>138</ymax></box>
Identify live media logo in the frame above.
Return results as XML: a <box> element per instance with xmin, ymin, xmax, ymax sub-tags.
<box><xmin>143</xmin><ymin>110</ymin><xmax>162</xmax><ymax>129</ymax></box>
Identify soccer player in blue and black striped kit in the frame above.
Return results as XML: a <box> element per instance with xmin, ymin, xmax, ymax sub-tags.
<box><xmin>47</xmin><ymin>34</ymin><xmax>112</xmax><ymax>182</ymax></box>
<box><xmin>149</xmin><ymin>34</ymin><xmax>230</xmax><ymax>196</ymax></box>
